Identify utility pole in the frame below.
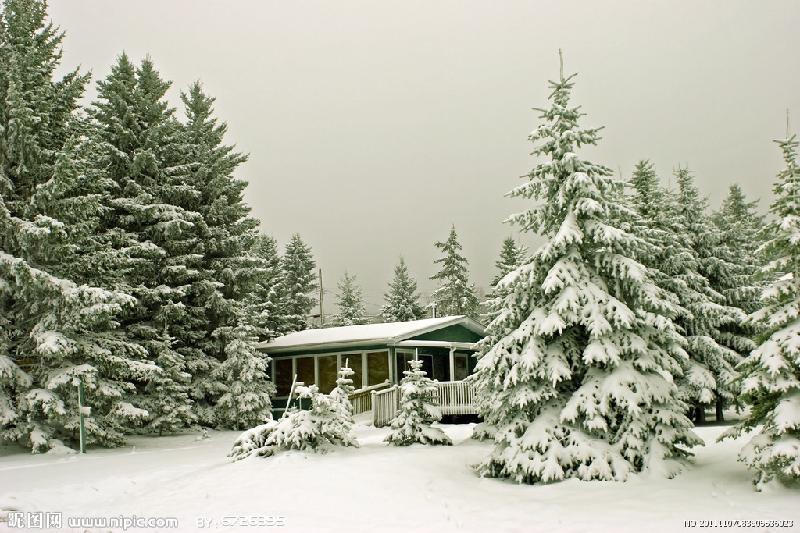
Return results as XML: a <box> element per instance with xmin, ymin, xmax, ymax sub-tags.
<box><xmin>318</xmin><ymin>268</ymin><xmax>324</xmax><ymax>327</ymax></box>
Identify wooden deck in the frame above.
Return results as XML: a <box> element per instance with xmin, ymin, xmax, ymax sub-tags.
<box><xmin>366</xmin><ymin>380</ymin><xmax>477</xmax><ymax>428</ymax></box>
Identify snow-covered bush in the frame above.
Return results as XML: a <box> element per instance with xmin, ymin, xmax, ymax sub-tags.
<box><xmin>229</xmin><ymin>382</ymin><xmax>358</xmax><ymax>460</ymax></box>
<box><xmin>385</xmin><ymin>359</ymin><xmax>452</xmax><ymax>446</ymax></box>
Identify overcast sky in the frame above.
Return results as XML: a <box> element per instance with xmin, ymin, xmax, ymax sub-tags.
<box><xmin>50</xmin><ymin>1</ymin><xmax>800</xmax><ymax>316</ymax></box>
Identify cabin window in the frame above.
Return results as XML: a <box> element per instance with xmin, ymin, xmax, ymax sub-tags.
<box><xmin>454</xmin><ymin>353</ymin><xmax>469</xmax><ymax>381</ymax></box>
<box><xmin>274</xmin><ymin>358</ymin><xmax>293</xmax><ymax>396</ymax></box>
<box><xmin>342</xmin><ymin>353</ymin><xmax>363</xmax><ymax>389</ymax></box>
<box><xmin>296</xmin><ymin>356</ymin><xmax>315</xmax><ymax>387</ymax></box>
<box><xmin>396</xmin><ymin>351</ymin><xmax>414</xmax><ymax>381</ymax></box>
<box><xmin>366</xmin><ymin>351</ymin><xmax>389</xmax><ymax>386</ymax></box>
<box><xmin>317</xmin><ymin>355</ymin><xmax>338</xmax><ymax>394</ymax></box>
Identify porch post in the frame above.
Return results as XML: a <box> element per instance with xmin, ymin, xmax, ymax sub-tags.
<box><xmin>388</xmin><ymin>347</ymin><xmax>395</xmax><ymax>384</ymax></box>
<box><xmin>448</xmin><ymin>346</ymin><xmax>455</xmax><ymax>381</ymax></box>
<box><xmin>414</xmin><ymin>348</ymin><xmax>419</xmax><ymax>361</ymax></box>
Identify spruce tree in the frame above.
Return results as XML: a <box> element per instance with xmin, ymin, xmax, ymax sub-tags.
<box><xmin>472</xmin><ymin>58</ymin><xmax>699</xmax><ymax>484</ymax></box>
<box><xmin>626</xmin><ymin>161</ymin><xmax>733</xmax><ymax>423</ymax></box>
<box><xmin>672</xmin><ymin>168</ymin><xmax>746</xmax><ymax>421</ymax></box>
<box><xmin>0</xmin><ymin>0</ymin><xmax>156</xmax><ymax>451</ymax></box>
<box><xmin>333</xmin><ymin>271</ymin><xmax>367</xmax><ymax>326</ymax></box>
<box><xmin>385</xmin><ymin>359</ymin><xmax>452</xmax><ymax>446</ymax></box>
<box><xmin>709</xmin><ymin>184</ymin><xmax>764</xmax><ymax>420</ymax></box>
<box><xmin>329</xmin><ymin>365</ymin><xmax>356</xmax><ymax>434</ymax></box>
<box><xmin>430</xmin><ymin>226</ymin><xmax>479</xmax><ymax>319</ymax></box>
<box><xmin>722</xmin><ymin>134</ymin><xmax>800</xmax><ymax>490</ymax></box>
<box><xmin>178</xmin><ymin>81</ymin><xmax>263</xmax><ymax>426</ymax></box>
<box><xmin>247</xmin><ymin>234</ymin><xmax>286</xmax><ymax>339</ymax></box>
<box><xmin>382</xmin><ymin>257</ymin><xmax>424</xmax><ymax>322</ymax></box>
<box><xmin>492</xmin><ymin>237</ymin><xmax>527</xmax><ymax>287</ymax></box>
<box><xmin>212</xmin><ymin>326</ymin><xmax>275</xmax><ymax>430</ymax></box>
<box><xmin>89</xmin><ymin>54</ymin><xmax>200</xmax><ymax>433</ymax></box>
<box><xmin>282</xmin><ymin>234</ymin><xmax>317</xmax><ymax>331</ymax></box>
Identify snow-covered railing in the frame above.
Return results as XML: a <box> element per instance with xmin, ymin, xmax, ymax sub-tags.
<box><xmin>349</xmin><ymin>380</ymin><xmax>391</xmax><ymax>416</ymax></box>
<box><xmin>372</xmin><ymin>385</ymin><xmax>400</xmax><ymax>427</ymax></box>
<box><xmin>370</xmin><ymin>380</ymin><xmax>477</xmax><ymax>427</ymax></box>
<box><xmin>435</xmin><ymin>380</ymin><xmax>476</xmax><ymax>415</ymax></box>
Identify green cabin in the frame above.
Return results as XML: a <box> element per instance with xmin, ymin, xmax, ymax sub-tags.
<box><xmin>257</xmin><ymin>316</ymin><xmax>486</xmax><ymax>421</ymax></box>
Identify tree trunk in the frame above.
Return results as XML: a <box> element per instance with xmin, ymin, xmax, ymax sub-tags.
<box><xmin>715</xmin><ymin>398</ymin><xmax>724</xmax><ymax>422</ymax></box>
<box><xmin>694</xmin><ymin>404</ymin><xmax>706</xmax><ymax>424</ymax></box>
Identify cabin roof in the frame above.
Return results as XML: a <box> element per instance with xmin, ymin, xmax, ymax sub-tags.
<box><xmin>256</xmin><ymin>315</ymin><xmax>485</xmax><ymax>354</ymax></box>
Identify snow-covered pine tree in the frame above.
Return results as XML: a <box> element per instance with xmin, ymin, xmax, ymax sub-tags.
<box><xmin>247</xmin><ymin>234</ymin><xmax>286</xmax><ymax>339</ymax></box>
<box><xmin>712</xmin><ymin>185</ymin><xmax>764</xmax><ymax>319</ymax></box>
<box><xmin>385</xmin><ymin>359</ymin><xmax>451</xmax><ymax>446</ymax></box>
<box><xmin>711</xmin><ymin>184</ymin><xmax>764</xmax><ymax>413</ymax></box>
<box><xmin>328</xmin><ymin>365</ymin><xmax>356</xmax><ymax>433</ymax></box>
<box><xmin>381</xmin><ymin>257</ymin><xmax>424</xmax><ymax>322</ymax></box>
<box><xmin>491</xmin><ymin>237</ymin><xmax>527</xmax><ymax>287</ymax></box>
<box><xmin>672</xmin><ymin>168</ymin><xmax>746</xmax><ymax>422</ymax></box>
<box><xmin>88</xmin><ymin>54</ymin><xmax>201</xmax><ymax>433</ymax></box>
<box><xmin>721</xmin><ymin>133</ymin><xmax>800</xmax><ymax>490</ymax></box>
<box><xmin>282</xmin><ymin>234</ymin><xmax>317</xmax><ymax>331</ymax></box>
<box><xmin>333</xmin><ymin>271</ymin><xmax>367</xmax><ymax>326</ymax></box>
<box><xmin>626</xmin><ymin>161</ymin><xmax>734</xmax><ymax>423</ymax></box>
<box><xmin>430</xmin><ymin>226</ymin><xmax>479</xmax><ymax>319</ymax></box>
<box><xmin>472</xmin><ymin>57</ymin><xmax>699</xmax><ymax>484</ymax></box>
<box><xmin>0</xmin><ymin>0</ymin><xmax>157</xmax><ymax>451</ymax></box>
<box><xmin>212</xmin><ymin>326</ymin><xmax>275</xmax><ymax>430</ymax></box>
<box><xmin>178</xmin><ymin>81</ymin><xmax>263</xmax><ymax>426</ymax></box>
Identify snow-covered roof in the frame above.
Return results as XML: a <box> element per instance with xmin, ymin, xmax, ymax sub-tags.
<box><xmin>257</xmin><ymin>316</ymin><xmax>485</xmax><ymax>354</ymax></box>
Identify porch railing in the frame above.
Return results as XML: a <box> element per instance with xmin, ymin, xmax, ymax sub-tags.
<box><xmin>370</xmin><ymin>380</ymin><xmax>476</xmax><ymax>427</ymax></box>
<box><xmin>348</xmin><ymin>380</ymin><xmax>392</xmax><ymax>416</ymax></box>
<box><xmin>436</xmin><ymin>380</ymin><xmax>476</xmax><ymax>415</ymax></box>
<box><xmin>372</xmin><ymin>385</ymin><xmax>401</xmax><ymax>427</ymax></box>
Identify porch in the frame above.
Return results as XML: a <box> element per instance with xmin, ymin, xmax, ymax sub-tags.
<box><xmin>348</xmin><ymin>379</ymin><xmax>477</xmax><ymax>427</ymax></box>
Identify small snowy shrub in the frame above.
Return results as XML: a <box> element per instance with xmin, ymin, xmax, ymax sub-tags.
<box><xmin>228</xmin><ymin>383</ymin><xmax>358</xmax><ymax>460</ymax></box>
<box><xmin>385</xmin><ymin>359</ymin><xmax>452</xmax><ymax>446</ymax></box>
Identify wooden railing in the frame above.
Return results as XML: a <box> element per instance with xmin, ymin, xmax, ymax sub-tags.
<box><xmin>435</xmin><ymin>380</ymin><xmax>476</xmax><ymax>415</ymax></box>
<box><xmin>371</xmin><ymin>380</ymin><xmax>476</xmax><ymax>427</ymax></box>
<box><xmin>372</xmin><ymin>385</ymin><xmax>400</xmax><ymax>427</ymax></box>
<box><xmin>348</xmin><ymin>380</ymin><xmax>392</xmax><ymax>416</ymax></box>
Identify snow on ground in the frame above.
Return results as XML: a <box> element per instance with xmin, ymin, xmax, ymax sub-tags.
<box><xmin>0</xmin><ymin>422</ymin><xmax>797</xmax><ymax>533</ymax></box>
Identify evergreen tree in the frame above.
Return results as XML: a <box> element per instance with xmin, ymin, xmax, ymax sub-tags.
<box><xmin>492</xmin><ymin>237</ymin><xmax>527</xmax><ymax>287</ymax></box>
<box><xmin>329</xmin><ymin>365</ymin><xmax>356</xmax><ymax>433</ymax></box>
<box><xmin>385</xmin><ymin>359</ymin><xmax>451</xmax><ymax>446</ymax></box>
<box><xmin>282</xmin><ymin>234</ymin><xmax>317</xmax><ymax>331</ymax></box>
<box><xmin>247</xmin><ymin>234</ymin><xmax>286</xmax><ymax>339</ymax></box>
<box><xmin>709</xmin><ymin>184</ymin><xmax>764</xmax><ymax>420</ymax></box>
<box><xmin>212</xmin><ymin>326</ymin><xmax>274</xmax><ymax>430</ymax></box>
<box><xmin>381</xmin><ymin>257</ymin><xmax>424</xmax><ymax>322</ymax></box>
<box><xmin>0</xmin><ymin>0</ymin><xmax>156</xmax><ymax>451</ymax></box>
<box><xmin>333</xmin><ymin>271</ymin><xmax>367</xmax><ymax>326</ymax></box>
<box><xmin>430</xmin><ymin>226</ymin><xmax>479</xmax><ymax>319</ymax></box>
<box><xmin>722</xmin><ymin>134</ymin><xmax>800</xmax><ymax>490</ymax></box>
<box><xmin>472</xmin><ymin>59</ymin><xmax>699</xmax><ymax>484</ymax></box>
<box><xmin>89</xmin><ymin>54</ymin><xmax>200</xmax><ymax>433</ymax></box>
<box><xmin>672</xmin><ymin>168</ymin><xmax>746</xmax><ymax>421</ymax></box>
<box><xmin>179</xmin><ymin>81</ymin><xmax>262</xmax><ymax>426</ymax></box>
<box><xmin>627</xmin><ymin>162</ymin><xmax>729</xmax><ymax>422</ymax></box>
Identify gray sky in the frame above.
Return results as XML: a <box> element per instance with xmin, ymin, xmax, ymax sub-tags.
<box><xmin>50</xmin><ymin>0</ymin><xmax>800</xmax><ymax>316</ymax></box>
